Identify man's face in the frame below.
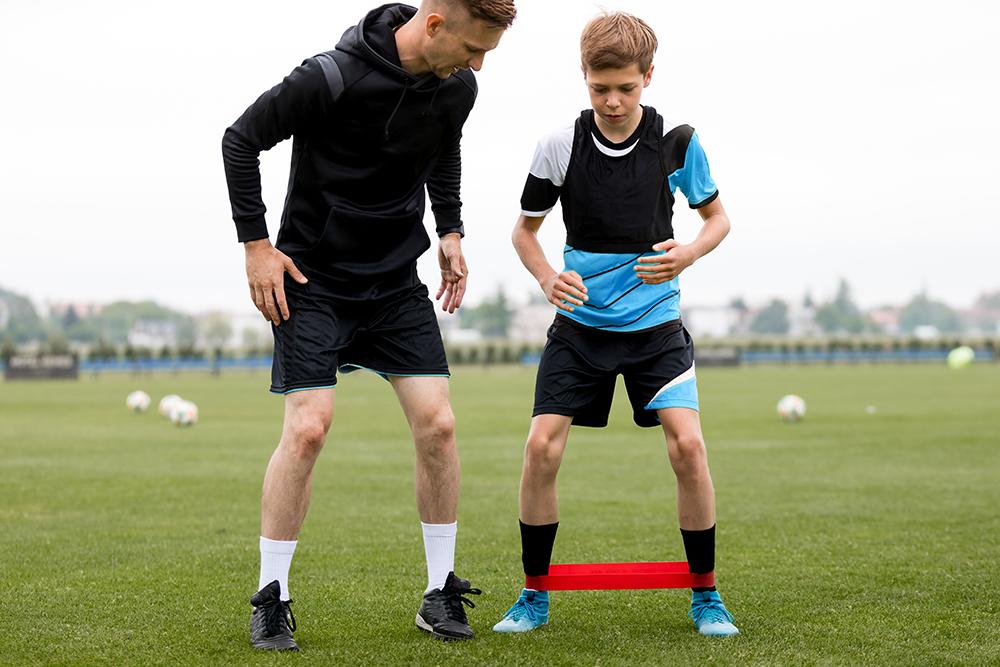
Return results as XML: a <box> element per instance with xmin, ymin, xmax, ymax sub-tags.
<box><xmin>584</xmin><ymin>64</ymin><xmax>653</xmax><ymax>131</ymax></box>
<box><xmin>424</xmin><ymin>12</ymin><xmax>505</xmax><ymax>79</ymax></box>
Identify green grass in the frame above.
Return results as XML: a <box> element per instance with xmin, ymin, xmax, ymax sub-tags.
<box><xmin>1</xmin><ymin>364</ymin><xmax>998</xmax><ymax>665</ymax></box>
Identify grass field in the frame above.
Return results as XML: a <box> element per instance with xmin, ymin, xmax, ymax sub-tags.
<box><xmin>1</xmin><ymin>363</ymin><xmax>998</xmax><ymax>666</ymax></box>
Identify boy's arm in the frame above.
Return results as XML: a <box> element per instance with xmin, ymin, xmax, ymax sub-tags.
<box><xmin>634</xmin><ymin>198</ymin><xmax>730</xmax><ymax>284</ymax></box>
<box><xmin>512</xmin><ymin>214</ymin><xmax>588</xmax><ymax>311</ymax></box>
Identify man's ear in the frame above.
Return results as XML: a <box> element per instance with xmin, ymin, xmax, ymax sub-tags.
<box><xmin>425</xmin><ymin>12</ymin><xmax>445</xmax><ymax>37</ymax></box>
<box><xmin>643</xmin><ymin>64</ymin><xmax>655</xmax><ymax>87</ymax></box>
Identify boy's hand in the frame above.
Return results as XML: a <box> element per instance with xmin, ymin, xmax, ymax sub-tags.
<box><xmin>634</xmin><ymin>239</ymin><xmax>696</xmax><ymax>284</ymax></box>
<box><xmin>541</xmin><ymin>271</ymin><xmax>588</xmax><ymax>312</ymax></box>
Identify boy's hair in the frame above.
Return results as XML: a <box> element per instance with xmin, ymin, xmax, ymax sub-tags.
<box><xmin>580</xmin><ymin>12</ymin><xmax>657</xmax><ymax>72</ymax></box>
<box><xmin>437</xmin><ymin>0</ymin><xmax>517</xmax><ymax>29</ymax></box>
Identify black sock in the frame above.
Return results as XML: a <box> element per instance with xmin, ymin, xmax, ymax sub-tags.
<box><xmin>681</xmin><ymin>524</ymin><xmax>717</xmax><ymax>592</ymax></box>
<box><xmin>520</xmin><ymin>520</ymin><xmax>559</xmax><ymax>577</ymax></box>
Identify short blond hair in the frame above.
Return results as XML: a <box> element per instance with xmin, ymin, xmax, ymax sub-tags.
<box><xmin>580</xmin><ymin>12</ymin><xmax>657</xmax><ymax>72</ymax></box>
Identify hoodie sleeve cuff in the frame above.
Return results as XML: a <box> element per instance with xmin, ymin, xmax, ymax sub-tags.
<box><xmin>434</xmin><ymin>209</ymin><xmax>465</xmax><ymax>238</ymax></box>
<box><xmin>236</xmin><ymin>216</ymin><xmax>270</xmax><ymax>243</ymax></box>
<box><xmin>437</xmin><ymin>224</ymin><xmax>465</xmax><ymax>239</ymax></box>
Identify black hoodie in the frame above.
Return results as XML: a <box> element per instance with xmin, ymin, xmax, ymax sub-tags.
<box><xmin>222</xmin><ymin>3</ymin><xmax>477</xmax><ymax>301</ymax></box>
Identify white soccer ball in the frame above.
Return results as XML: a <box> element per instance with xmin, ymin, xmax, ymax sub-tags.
<box><xmin>126</xmin><ymin>390</ymin><xmax>151</xmax><ymax>413</ymax></box>
<box><xmin>777</xmin><ymin>394</ymin><xmax>806</xmax><ymax>422</ymax></box>
<box><xmin>169</xmin><ymin>400</ymin><xmax>199</xmax><ymax>427</ymax></box>
<box><xmin>159</xmin><ymin>394</ymin><xmax>183</xmax><ymax>417</ymax></box>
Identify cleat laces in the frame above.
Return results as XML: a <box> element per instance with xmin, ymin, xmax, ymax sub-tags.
<box><xmin>262</xmin><ymin>598</ymin><xmax>296</xmax><ymax>637</ymax></box>
<box><xmin>505</xmin><ymin>596</ymin><xmax>543</xmax><ymax>623</ymax></box>
<box><xmin>689</xmin><ymin>598</ymin><xmax>735</xmax><ymax>626</ymax></box>
<box><xmin>430</xmin><ymin>585</ymin><xmax>481</xmax><ymax>625</ymax></box>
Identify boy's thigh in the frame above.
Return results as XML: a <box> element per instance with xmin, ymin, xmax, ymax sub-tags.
<box><xmin>622</xmin><ymin>324</ymin><xmax>699</xmax><ymax>427</ymax></box>
<box><xmin>533</xmin><ymin>317</ymin><xmax>620</xmax><ymax>428</ymax></box>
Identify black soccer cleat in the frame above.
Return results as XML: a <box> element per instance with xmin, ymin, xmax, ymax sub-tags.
<box><xmin>416</xmin><ymin>571</ymin><xmax>482</xmax><ymax>640</ymax></box>
<box><xmin>249</xmin><ymin>580</ymin><xmax>299</xmax><ymax>651</ymax></box>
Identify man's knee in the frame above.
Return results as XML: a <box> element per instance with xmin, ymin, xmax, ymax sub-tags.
<box><xmin>282</xmin><ymin>414</ymin><xmax>331</xmax><ymax>462</ymax></box>
<box><xmin>414</xmin><ymin>407</ymin><xmax>456</xmax><ymax>445</ymax></box>
<box><xmin>524</xmin><ymin>431</ymin><xmax>564</xmax><ymax>477</ymax></box>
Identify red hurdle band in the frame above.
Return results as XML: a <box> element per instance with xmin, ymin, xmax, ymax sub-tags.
<box><xmin>525</xmin><ymin>562</ymin><xmax>714</xmax><ymax>591</ymax></box>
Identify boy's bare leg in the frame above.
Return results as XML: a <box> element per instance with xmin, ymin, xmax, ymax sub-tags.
<box><xmin>658</xmin><ymin>407</ymin><xmax>715</xmax><ymax>530</ymax></box>
<box><xmin>519</xmin><ymin>414</ymin><xmax>573</xmax><ymax>524</ymax></box>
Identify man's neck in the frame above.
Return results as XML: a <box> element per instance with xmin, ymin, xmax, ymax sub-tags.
<box><xmin>394</xmin><ymin>18</ymin><xmax>430</xmax><ymax>76</ymax></box>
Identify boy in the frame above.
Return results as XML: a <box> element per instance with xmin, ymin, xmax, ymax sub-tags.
<box><xmin>492</xmin><ymin>12</ymin><xmax>738</xmax><ymax>637</ymax></box>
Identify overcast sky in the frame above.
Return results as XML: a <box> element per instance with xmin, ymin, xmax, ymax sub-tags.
<box><xmin>1</xmin><ymin>0</ymin><xmax>997</xmax><ymax>317</ymax></box>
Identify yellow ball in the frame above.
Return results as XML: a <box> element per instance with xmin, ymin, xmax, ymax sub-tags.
<box><xmin>946</xmin><ymin>346</ymin><xmax>975</xmax><ymax>370</ymax></box>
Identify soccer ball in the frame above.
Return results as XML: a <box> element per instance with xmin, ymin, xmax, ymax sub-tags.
<box><xmin>777</xmin><ymin>394</ymin><xmax>806</xmax><ymax>422</ymax></box>
<box><xmin>159</xmin><ymin>394</ymin><xmax>183</xmax><ymax>417</ymax></box>
<box><xmin>126</xmin><ymin>390</ymin><xmax>151</xmax><ymax>413</ymax></box>
<box><xmin>946</xmin><ymin>345</ymin><xmax>975</xmax><ymax>370</ymax></box>
<box><xmin>169</xmin><ymin>400</ymin><xmax>199</xmax><ymax>427</ymax></box>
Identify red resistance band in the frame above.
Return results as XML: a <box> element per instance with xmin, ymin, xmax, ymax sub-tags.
<box><xmin>525</xmin><ymin>562</ymin><xmax>715</xmax><ymax>591</ymax></box>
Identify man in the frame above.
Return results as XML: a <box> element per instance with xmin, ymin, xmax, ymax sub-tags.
<box><xmin>221</xmin><ymin>0</ymin><xmax>516</xmax><ymax>650</ymax></box>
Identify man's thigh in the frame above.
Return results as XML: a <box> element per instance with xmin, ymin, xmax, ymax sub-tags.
<box><xmin>270</xmin><ymin>278</ymin><xmax>356</xmax><ymax>394</ymax></box>
<box><xmin>341</xmin><ymin>284</ymin><xmax>450</xmax><ymax>379</ymax></box>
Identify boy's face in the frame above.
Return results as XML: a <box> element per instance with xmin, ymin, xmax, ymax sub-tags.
<box><xmin>584</xmin><ymin>63</ymin><xmax>653</xmax><ymax>133</ymax></box>
<box><xmin>424</xmin><ymin>11</ymin><xmax>506</xmax><ymax>79</ymax></box>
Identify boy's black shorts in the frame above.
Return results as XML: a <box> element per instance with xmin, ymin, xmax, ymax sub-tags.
<box><xmin>269</xmin><ymin>278</ymin><xmax>449</xmax><ymax>394</ymax></box>
<box><xmin>533</xmin><ymin>315</ymin><xmax>699</xmax><ymax>428</ymax></box>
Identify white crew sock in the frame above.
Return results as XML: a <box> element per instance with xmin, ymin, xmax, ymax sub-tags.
<box><xmin>422</xmin><ymin>521</ymin><xmax>457</xmax><ymax>593</ymax></box>
<box><xmin>259</xmin><ymin>536</ymin><xmax>297</xmax><ymax>601</ymax></box>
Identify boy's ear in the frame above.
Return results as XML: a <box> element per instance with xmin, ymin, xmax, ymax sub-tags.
<box><xmin>643</xmin><ymin>64</ymin><xmax>655</xmax><ymax>87</ymax></box>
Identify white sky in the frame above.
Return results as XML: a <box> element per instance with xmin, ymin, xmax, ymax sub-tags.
<box><xmin>1</xmin><ymin>0</ymin><xmax>998</xmax><ymax>317</ymax></box>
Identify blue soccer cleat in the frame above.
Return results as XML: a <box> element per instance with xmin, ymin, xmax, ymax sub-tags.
<box><xmin>689</xmin><ymin>590</ymin><xmax>740</xmax><ymax>637</ymax></box>
<box><xmin>492</xmin><ymin>588</ymin><xmax>549</xmax><ymax>633</ymax></box>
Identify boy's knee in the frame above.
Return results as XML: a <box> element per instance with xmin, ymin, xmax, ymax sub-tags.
<box><xmin>668</xmin><ymin>432</ymin><xmax>707</xmax><ymax>470</ymax></box>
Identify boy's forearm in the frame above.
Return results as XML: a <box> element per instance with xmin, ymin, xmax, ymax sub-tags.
<box><xmin>688</xmin><ymin>213</ymin><xmax>730</xmax><ymax>261</ymax></box>
<box><xmin>512</xmin><ymin>224</ymin><xmax>557</xmax><ymax>285</ymax></box>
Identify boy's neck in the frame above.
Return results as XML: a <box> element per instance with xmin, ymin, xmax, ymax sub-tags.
<box><xmin>593</xmin><ymin>106</ymin><xmax>645</xmax><ymax>144</ymax></box>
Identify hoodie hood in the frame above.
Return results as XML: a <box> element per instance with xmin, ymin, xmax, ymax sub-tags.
<box><xmin>337</xmin><ymin>3</ymin><xmax>440</xmax><ymax>90</ymax></box>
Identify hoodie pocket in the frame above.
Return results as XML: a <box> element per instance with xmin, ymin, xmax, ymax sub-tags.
<box><xmin>309</xmin><ymin>206</ymin><xmax>425</xmax><ymax>269</ymax></box>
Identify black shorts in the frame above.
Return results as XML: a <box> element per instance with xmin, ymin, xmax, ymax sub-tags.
<box><xmin>533</xmin><ymin>315</ymin><xmax>699</xmax><ymax>428</ymax></box>
<box><xmin>269</xmin><ymin>278</ymin><xmax>449</xmax><ymax>394</ymax></box>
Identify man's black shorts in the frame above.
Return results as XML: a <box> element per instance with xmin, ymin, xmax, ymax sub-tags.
<box><xmin>533</xmin><ymin>315</ymin><xmax>699</xmax><ymax>428</ymax></box>
<box><xmin>269</xmin><ymin>278</ymin><xmax>449</xmax><ymax>394</ymax></box>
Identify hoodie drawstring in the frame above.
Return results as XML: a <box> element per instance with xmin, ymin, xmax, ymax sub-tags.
<box><xmin>427</xmin><ymin>80</ymin><xmax>442</xmax><ymax>115</ymax></box>
<box><xmin>384</xmin><ymin>82</ymin><xmax>410</xmax><ymax>140</ymax></box>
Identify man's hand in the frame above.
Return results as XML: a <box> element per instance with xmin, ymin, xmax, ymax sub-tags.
<box><xmin>435</xmin><ymin>233</ymin><xmax>468</xmax><ymax>314</ymax></box>
<box><xmin>634</xmin><ymin>239</ymin><xmax>696</xmax><ymax>284</ymax></box>
<box><xmin>244</xmin><ymin>239</ymin><xmax>308</xmax><ymax>325</ymax></box>
<box><xmin>540</xmin><ymin>271</ymin><xmax>588</xmax><ymax>312</ymax></box>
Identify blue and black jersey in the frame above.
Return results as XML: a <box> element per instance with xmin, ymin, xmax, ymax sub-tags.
<box><xmin>520</xmin><ymin>106</ymin><xmax>718</xmax><ymax>332</ymax></box>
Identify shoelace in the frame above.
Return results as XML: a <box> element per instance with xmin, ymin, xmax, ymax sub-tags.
<box><xmin>688</xmin><ymin>598</ymin><xmax>734</xmax><ymax>626</ymax></box>
<box><xmin>262</xmin><ymin>598</ymin><xmax>296</xmax><ymax>636</ymax></box>
<box><xmin>440</xmin><ymin>585</ymin><xmax>482</xmax><ymax>623</ymax></box>
<box><xmin>507</xmin><ymin>596</ymin><xmax>543</xmax><ymax>623</ymax></box>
